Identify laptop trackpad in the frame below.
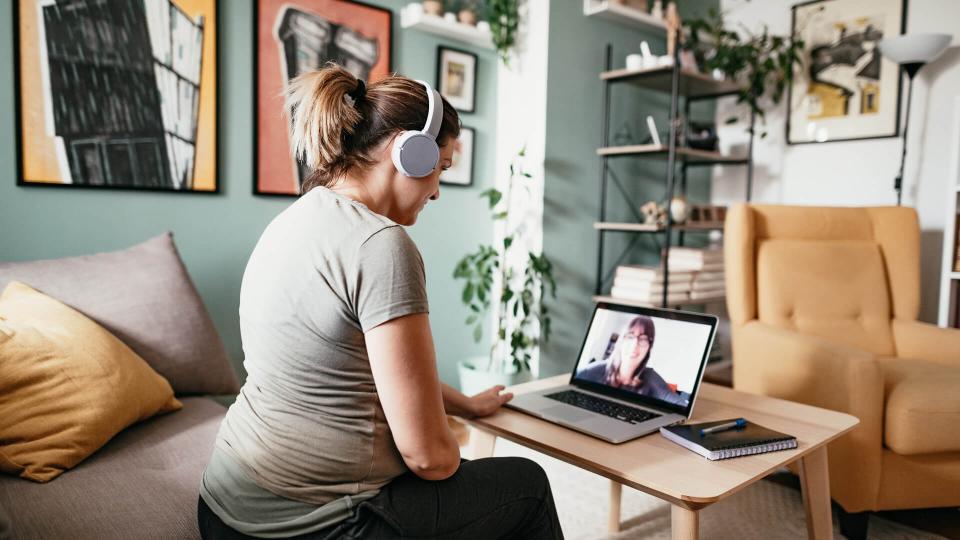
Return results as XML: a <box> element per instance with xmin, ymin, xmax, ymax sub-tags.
<box><xmin>541</xmin><ymin>405</ymin><xmax>593</xmax><ymax>423</ymax></box>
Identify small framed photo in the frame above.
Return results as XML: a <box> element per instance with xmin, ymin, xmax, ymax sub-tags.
<box><xmin>436</xmin><ymin>46</ymin><xmax>477</xmax><ymax>113</ymax></box>
<box><xmin>441</xmin><ymin>127</ymin><xmax>474</xmax><ymax>187</ymax></box>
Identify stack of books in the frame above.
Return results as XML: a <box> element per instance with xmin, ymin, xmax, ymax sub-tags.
<box><xmin>610</xmin><ymin>265</ymin><xmax>692</xmax><ymax>304</ymax></box>
<box><xmin>610</xmin><ymin>248</ymin><xmax>726</xmax><ymax>304</ymax></box>
<box><xmin>668</xmin><ymin>248</ymin><xmax>725</xmax><ymax>301</ymax></box>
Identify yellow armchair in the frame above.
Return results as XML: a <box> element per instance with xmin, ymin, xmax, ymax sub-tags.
<box><xmin>724</xmin><ymin>204</ymin><xmax>960</xmax><ymax>534</ymax></box>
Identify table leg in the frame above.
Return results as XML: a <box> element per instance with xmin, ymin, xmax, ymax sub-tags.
<box><xmin>608</xmin><ymin>480</ymin><xmax>622</xmax><ymax>533</ymax></box>
<box><xmin>799</xmin><ymin>446</ymin><xmax>832</xmax><ymax>540</ymax></box>
<box><xmin>671</xmin><ymin>505</ymin><xmax>699</xmax><ymax>540</ymax></box>
<box><xmin>466</xmin><ymin>427</ymin><xmax>496</xmax><ymax>459</ymax></box>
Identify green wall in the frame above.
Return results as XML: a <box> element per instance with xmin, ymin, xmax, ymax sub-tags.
<box><xmin>0</xmin><ymin>0</ymin><xmax>497</xmax><ymax>386</ymax></box>
<box><xmin>541</xmin><ymin>0</ymin><xmax>718</xmax><ymax>376</ymax></box>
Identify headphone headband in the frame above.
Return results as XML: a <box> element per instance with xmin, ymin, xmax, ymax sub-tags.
<box><xmin>417</xmin><ymin>80</ymin><xmax>443</xmax><ymax>140</ymax></box>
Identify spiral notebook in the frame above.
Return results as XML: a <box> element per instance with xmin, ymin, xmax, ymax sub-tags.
<box><xmin>660</xmin><ymin>419</ymin><xmax>797</xmax><ymax>460</ymax></box>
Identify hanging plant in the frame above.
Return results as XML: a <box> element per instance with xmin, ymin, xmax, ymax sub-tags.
<box><xmin>486</xmin><ymin>0</ymin><xmax>519</xmax><ymax>65</ymax></box>
<box><xmin>684</xmin><ymin>8</ymin><xmax>804</xmax><ymax>132</ymax></box>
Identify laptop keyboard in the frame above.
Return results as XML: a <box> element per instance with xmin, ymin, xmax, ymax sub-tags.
<box><xmin>545</xmin><ymin>390</ymin><xmax>661</xmax><ymax>424</ymax></box>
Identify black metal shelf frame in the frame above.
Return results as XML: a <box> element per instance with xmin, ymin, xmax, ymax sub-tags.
<box><xmin>595</xmin><ymin>34</ymin><xmax>755</xmax><ymax>307</ymax></box>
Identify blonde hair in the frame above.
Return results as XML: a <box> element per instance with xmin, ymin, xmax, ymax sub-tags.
<box><xmin>284</xmin><ymin>63</ymin><xmax>461</xmax><ymax>194</ymax></box>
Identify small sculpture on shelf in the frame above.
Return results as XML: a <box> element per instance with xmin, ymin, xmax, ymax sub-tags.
<box><xmin>685</xmin><ymin>121</ymin><xmax>719</xmax><ymax>151</ymax></box>
<box><xmin>669</xmin><ymin>196</ymin><xmax>690</xmax><ymax>224</ymax></box>
<box><xmin>640</xmin><ymin>201</ymin><xmax>668</xmax><ymax>227</ymax></box>
<box><xmin>458</xmin><ymin>0</ymin><xmax>478</xmax><ymax>26</ymax></box>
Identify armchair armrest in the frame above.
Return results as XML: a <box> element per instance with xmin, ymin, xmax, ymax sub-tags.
<box><xmin>733</xmin><ymin>321</ymin><xmax>885</xmax><ymax>511</ymax></box>
<box><xmin>893</xmin><ymin>320</ymin><xmax>960</xmax><ymax>368</ymax></box>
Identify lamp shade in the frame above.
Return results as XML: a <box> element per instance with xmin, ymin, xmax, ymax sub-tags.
<box><xmin>878</xmin><ymin>33</ymin><xmax>952</xmax><ymax>64</ymax></box>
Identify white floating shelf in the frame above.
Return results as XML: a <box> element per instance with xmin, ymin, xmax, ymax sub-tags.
<box><xmin>583</xmin><ymin>0</ymin><xmax>667</xmax><ymax>33</ymax></box>
<box><xmin>400</xmin><ymin>5</ymin><xmax>493</xmax><ymax>50</ymax></box>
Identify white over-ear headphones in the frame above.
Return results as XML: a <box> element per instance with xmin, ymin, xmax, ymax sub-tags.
<box><xmin>391</xmin><ymin>80</ymin><xmax>443</xmax><ymax>178</ymax></box>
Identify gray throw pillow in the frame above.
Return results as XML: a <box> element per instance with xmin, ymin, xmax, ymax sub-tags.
<box><xmin>0</xmin><ymin>233</ymin><xmax>239</xmax><ymax>396</ymax></box>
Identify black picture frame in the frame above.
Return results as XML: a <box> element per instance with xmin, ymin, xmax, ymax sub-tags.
<box><xmin>785</xmin><ymin>0</ymin><xmax>907</xmax><ymax>145</ymax></box>
<box><xmin>440</xmin><ymin>126</ymin><xmax>475</xmax><ymax>187</ymax></box>
<box><xmin>13</xmin><ymin>0</ymin><xmax>221</xmax><ymax>194</ymax></box>
<box><xmin>436</xmin><ymin>45</ymin><xmax>478</xmax><ymax>114</ymax></box>
<box><xmin>253</xmin><ymin>0</ymin><xmax>394</xmax><ymax>197</ymax></box>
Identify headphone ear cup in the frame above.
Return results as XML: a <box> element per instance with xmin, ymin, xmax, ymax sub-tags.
<box><xmin>392</xmin><ymin>131</ymin><xmax>440</xmax><ymax>178</ymax></box>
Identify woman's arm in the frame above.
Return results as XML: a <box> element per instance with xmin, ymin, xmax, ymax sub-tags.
<box><xmin>441</xmin><ymin>383</ymin><xmax>513</xmax><ymax>419</ymax></box>
<box><xmin>366</xmin><ymin>313</ymin><xmax>460</xmax><ymax>481</ymax></box>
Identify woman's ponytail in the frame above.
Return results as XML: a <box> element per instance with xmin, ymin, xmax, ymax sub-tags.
<box><xmin>284</xmin><ymin>63</ymin><xmax>362</xmax><ymax>179</ymax></box>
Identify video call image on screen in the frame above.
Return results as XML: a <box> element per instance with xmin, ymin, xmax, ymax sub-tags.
<box><xmin>573</xmin><ymin>309</ymin><xmax>712</xmax><ymax>408</ymax></box>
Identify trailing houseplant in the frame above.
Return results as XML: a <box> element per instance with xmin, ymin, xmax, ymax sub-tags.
<box><xmin>453</xmin><ymin>146</ymin><xmax>556</xmax><ymax>394</ymax></box>
<box><xmin>486</xmin><ymin>0</ymin><xmax>519</xmax><ymax>65</ymax></box>
<box><xmin>684</xmin><ymin>8</ymin><xmax>804</xmax><ymax>133</ymax></box>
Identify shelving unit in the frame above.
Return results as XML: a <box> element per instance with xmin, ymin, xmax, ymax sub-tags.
<box><xmin>937</xmin><ymin>96</ymin><xmax>960</xmax><ymax>328</ymax></box>
<box><xmin>399</xmin><ymin>5</ymin><xmax>493</xmax><ymax>50</ymax></box>
<box><xmin>583</xmin><ymin>0</ymin><xmax>668</xmax><ymax>33</ymax></box>
<box><xmin>594</xmin><ymin>36</ymin><xmax>755</xmax><ymax>308</ymax></box>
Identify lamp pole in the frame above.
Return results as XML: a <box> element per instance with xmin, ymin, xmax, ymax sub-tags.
<box><xmin>895</xmin><ymin>62</ymin><xmax>923</xmax><ymax>206</ymax></box>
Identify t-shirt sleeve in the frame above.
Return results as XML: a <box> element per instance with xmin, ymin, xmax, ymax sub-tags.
<box><xmin>354</xmin><ymin>225</ymin><xmax>429</xmax><ymax>332</ymax></box>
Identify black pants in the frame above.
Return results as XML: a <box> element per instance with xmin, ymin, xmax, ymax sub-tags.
<box><xmin>198</xmin><ymin>457</ymin><xmax>564</xmax><ymax>539</ymax></box>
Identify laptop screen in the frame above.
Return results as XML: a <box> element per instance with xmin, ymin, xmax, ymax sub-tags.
<box><xmin>570</xmin><ymin>303</ymin><xmax>716</xmax><ymax>416</ymax></box>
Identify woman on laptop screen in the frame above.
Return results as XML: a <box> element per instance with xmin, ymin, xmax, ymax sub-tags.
<box><xmin>576</xmin><ymin>315</ymin><xmax>688</xmax><ymax>406</ymax></box>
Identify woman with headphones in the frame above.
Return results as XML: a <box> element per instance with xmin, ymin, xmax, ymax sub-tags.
<box><xmin>197</xmin><ymin>64</ymin><xmax>563</xmax><ymax>539</ymax></box>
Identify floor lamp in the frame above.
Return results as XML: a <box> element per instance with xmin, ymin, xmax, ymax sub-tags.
<box><xmin>878</xmin><ymin>33</ymin><xmax>951</xmax><ymax>205</ymax></box>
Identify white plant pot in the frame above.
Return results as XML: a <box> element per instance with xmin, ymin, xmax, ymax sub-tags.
<box><xmin>458</xmin><ymin>356</ymin><xmax>533</xmax><ymax>396</ymax></box>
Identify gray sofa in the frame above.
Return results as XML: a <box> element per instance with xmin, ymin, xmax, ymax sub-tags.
<box><xmin>0</xmin><ymin>234</ymin><xmax>240</xmax><ymax>539</ymax></box>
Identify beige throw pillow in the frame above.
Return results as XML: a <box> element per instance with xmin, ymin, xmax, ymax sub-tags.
<box><xmin>0</xmin><ymin>282</ymin><xmax>182</xmax><ymax>482</ymax></box>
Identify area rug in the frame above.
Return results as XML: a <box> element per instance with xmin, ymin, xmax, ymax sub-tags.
<box><xmin>490</xmin><ymin>439</ymin><xmax>946</xmax><ymax>539</ymax></box>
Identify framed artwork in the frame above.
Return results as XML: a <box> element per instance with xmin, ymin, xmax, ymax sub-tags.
<box><xmin>436</xmin><ymin>46</ymin><xmax>477</xmax><ymax>114</ymax></box>
<box><xmin>14</xmin><ymin>0</ymin><xmax>219</xmax><ymax>193</ymax></box>
<box><xmin>441</xmin><ymin>126</ymin><xmax>475</xmax><ymax>187</ymax></box>
<box><xmin>255</xmin><ymin>0</ymin><xmax>392</xmax><ymax>196</ymax></box>
<box><xmin>787</xmin><ymin>0</ymin><xmax>905</xmax><ymax>144</ymax></box>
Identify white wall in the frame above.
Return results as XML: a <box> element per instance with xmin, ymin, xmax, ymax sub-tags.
<box><xmin>713</xmin><ymin>0</ymin><xmax>960</xmax><ymax>322</ymax></box>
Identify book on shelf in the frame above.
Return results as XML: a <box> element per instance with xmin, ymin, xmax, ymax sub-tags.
<box><xmin>669</xmin><ymin>260</ymin><xmax>725</xmax><ymax>272</ymax></box>
<box><xmin>612</xmin><ymin>276</ymin><xmax>691</xmax><ymax>293</ymax></box>
<box><xmin>693</xmin><ymin>270</ymin><xmax>725</xmax><ymax>282</ymax></box>
<box><xmin>614</xmin><ymin>265</ymin><xmax>696</xmax><ymax>282</ymax></box>
<box><xmin>666</xmin><ymin>247</ymin><xmax>724</xmax><ymax>261</ymax></box>
<box><xmin>660</xmin><ymin>419</ymin><xmax>797</xmax><ymax>460</ymax></box>
<box><xmin>610</xmin><ymin>286</ymin><xmax>690</xmax><ymax>304</ymax></box>
<box><xmin>689</xmin><ymin>289</ymin><xmax>724</xmax><ymax>301</ymax></box>
<box><xmin>690</xmin><ymin>277</ymin><xmax>724</xmax><ymax>292</ymax></box>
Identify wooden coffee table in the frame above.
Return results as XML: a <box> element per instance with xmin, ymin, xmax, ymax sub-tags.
<box><xmin>462</xmin><ymin>375</ymin><xmax>858</xmax><ymax>539</ymax></box>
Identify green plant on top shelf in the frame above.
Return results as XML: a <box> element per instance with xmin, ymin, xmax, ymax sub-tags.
<box><xmin>486</xmin><ymin>0</ymin><xmax>519</xmax><ymax>65</ymax></box>
<box><xmin>453</xmin><ymin>146</ymin><xmax>556</xmax><ymax>374</ymax></box>
<box><xmin>684</xmin><ymin>8</ymin><xmax>804</xmax><ymax>134</ymax></box>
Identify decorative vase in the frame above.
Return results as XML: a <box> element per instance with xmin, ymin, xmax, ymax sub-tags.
<box><xmin>458</xmin><ymin>9</ymin><xmax>477</xmax><ymax>26</ymax></box>
<box><xmin>670</xmin><ymin>196</ymin><xmax>690</xmax><ymax>224</ymax></box>
<box><xmin>422</xmin><ymin>0</ymin><xmax>443</xmax><ymax>16</ymax></box>
<box><xmin>458</xmin><ymin>357</ymin><xmax>533</xmax><ymax>396</ymax></box>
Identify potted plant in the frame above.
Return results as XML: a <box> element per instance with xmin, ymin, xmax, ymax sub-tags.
<box><xmin>458</xmin><ymin>0</ymin><xmax>478</xmax><ymax>26</ymax></box>
<box><xmin>453</xmin><ymin>147</ymin><xmax>556</xmax><ymax>395</ymax></box>
<box><xmin>486</xmin><ymin>0</ymin><xmax>519</xmax><ymax>65</ymax></box>
<box><xmin>684</xmin><ymin>9</ymin><xmax>804</xmax><ymax>134</ymax></box>
<box><xmin>422</xmin><ymin>0</ymin><xmax>443</xmax><ymax>16</ymax></box>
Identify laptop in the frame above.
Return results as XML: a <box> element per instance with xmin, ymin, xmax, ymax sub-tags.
<box><xmin>505</xmin><ymin>302</ymin><xmax>718</xmax><ymax>444</ymax></box>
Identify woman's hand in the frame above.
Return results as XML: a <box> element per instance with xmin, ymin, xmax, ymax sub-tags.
<box><xmin>467</xmin><ymin>385</ymin><xmax>514</xmax><ymax>418</ymax></box>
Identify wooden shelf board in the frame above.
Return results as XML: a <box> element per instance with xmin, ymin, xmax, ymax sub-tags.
<box><xmin>594</xmin><ymin>222</ymin><xmax>725</xmax><ymax>232</ymax></box>
<box><xmin>600</xmin><ymin>65</ymin><xmax>743</xmax><ymax>98</ymax></box>
<box><xmin>582</xmin><ymin>0</ymin><xmax>667</xmax><ymax>33</ymax></box>
<box><xmin>399</xmin><ymin>7</ymin><xmax>493</xmax><ymax>49</ymax></box>
<box><xmin>592</xmin><ymin>294</ymin><xmax>726</xmax><ymax>308</ymax></box>
<box><xmin>597</xmin><ymin>144</ymin><xmax>748</xmax><ymax>164</ymax></box>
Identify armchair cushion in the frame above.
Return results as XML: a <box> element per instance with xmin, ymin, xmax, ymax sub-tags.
<box><xmin>879</xmin><ymin>357</ymin><xmax>960</xmax><ymax>455</ymax></box>
<box><xmin>755</xmin><ymin>239</ymin><xmax>895</xmax><ymax>356</ymax></box>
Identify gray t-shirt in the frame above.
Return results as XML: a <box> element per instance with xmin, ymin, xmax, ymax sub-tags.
<box><xmin>203</xmin><ymin>186</ymin><xmax>429</xmax><ymax>531</ymax></box>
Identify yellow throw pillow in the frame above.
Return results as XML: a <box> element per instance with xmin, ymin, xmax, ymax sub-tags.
<box><xmin>0</xmin><ymin>281</ymin><xmax>182</xmax><ymax>482</ymax></box>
